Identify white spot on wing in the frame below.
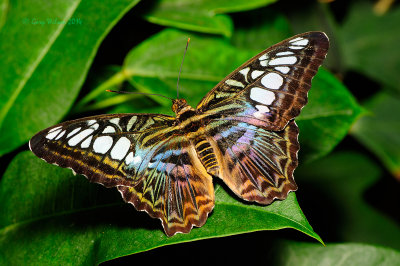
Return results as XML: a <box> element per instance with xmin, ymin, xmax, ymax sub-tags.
<box><xmin>254</xmin><ymin>104</ymin><xmax>271</xmax><ymax>119</ymax></box>
<box><xmin>259</xmin><ymin>54</ymin><xmax>268</xmax><ymax>61</ymax></box>
<box><xmin>251</xmin><ymin>70</ymin><xmax>264</xmax><ymax>80</ymax></box>
<box><xmin>276</xmin><ymin>51</ymin><xmax>294</xmax><ymax>56</ymax></box>
<box><xmin>109</xmin><ymin>118</ymin><xmax>120</xmax><ymax>126</ymax></box>
<box><xmin>250</xmin><ymin>87</ymin><xmax>276</xmax><ymax>105</ymax></box>
<box><xmin>81</xmin><ymin>136</ymin><xmax>93</xmax><ymax>148</ymax></box>
<box><xmin>68</xmin><ymin>129</ymin><xmax>94</xmax><ymax>146</ymax></box>
<box><xmin>110</xmin><ymin>137</ymin><xmax>131</xmax><ymax>160</ymax></box>
<box><xmin>93</xmin><ymin>136</ymin><xmax>113</xmax><ymax>154</ymax></box>
<box><xmin>133</xmin><ymin>155</ymin><xmax>142</xmax><ymax>164</ymax></box>
<box><xmin>291</xmin><ymin>39</ymin><xmax>309</xmax><ymax>46</ymax></box>
<box><xmin>87</xmin><ymin>120</ymin><xmax>96</xmax><ymax>126</ymax></box>
<box><xmin>67</xmin><ymin>127</ymin><xmax>81</xmax><ymax>138</ymax></box>
<box><xmin>261</xmin><ymin>73</ymin><xmax>283</xmax><ymax>90</ymax></box>
<box><xmin>46</xmin><ymin>128</ymin><xmax>62</xmax><ymax>140</ymax></box>
<box><xmin>255</xmin><ymin>104</ymin><xmax>270</xmax><ymax>113</ymax></box>
<box><xmin>48</xmin><ymin>126</ymin><xmax>62</xmax><ymax>133</ymax></box>
<box><xmin>127</xmin><ymin>116</ymin><xmax>137</xmax><ymax>131</ymax></box>
<box><xmin>90</xmin><ymin>123</ymin><xmax>99</xmax><ymax>130</ymax></box>
<box><xmin>225</xmin><ymin>79</ymin><xmax>244</xmax><ymax>88</ymax></box>
<box><xmin>259</xmin><ymin>54</ymin><xmax>269</xmax><ymax>66</ymax></box>
<box><xmin>55</xmin><ymin>130</ymin><xmax>66</xmax><ymax>140</ymax></box>
<box><xmin>239</xmin><ymin>67</ymin><xmax>250</xmax><ymax>82</ymax></box>
<box><xmin>289</xmin><ymin>46</ymin><xmax>304</xmax><ymax>50</ymax></box>
<box><xmin>269</xmin><ymin>56</ymin><xmax>297</xmax><ymax>66</ymax></box>
<box><xmin>275</xmin><ymin>66</ymin><xmax>290</xmax><ymax>74</ymax></box>
<box><xmin>102</xmin><ymin>126</ymin><xmax>115</xmax><ymax>134</ymax></box>
<box><xmin>289</xmin><ymin>37</ymin><xmax>303</xmax><ymax>43</ymax></box>
<box><xmin>125</xmin><ymin>152</ymin><xmax>134</xmax><ymax>165</ymax></box>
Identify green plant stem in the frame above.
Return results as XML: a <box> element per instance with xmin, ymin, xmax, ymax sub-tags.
<box><xmin>72</xmin><ymin>94</ymin><xmax>142</xmax><ymax>114</ymax></box>
<box><xmin>73</xmin><ymin>70</ymin><xmax>127</xmax><ymax>112</ymax></box>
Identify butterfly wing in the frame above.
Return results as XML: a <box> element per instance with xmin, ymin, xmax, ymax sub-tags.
<box><xmin>29</xmin><ymin>114</ymin><xmax>214</xmax><ymax>236</ymax></box>
<box><xmin>197</xmin><ymin>31</ymin><xmax>329</xmax><ymax>131</ymax></box>
<box><xmin>198</xmin><ymin>32</ymin><xmax>329</xmax><ymax>203</ymax></box>
<box><xmin>204</xmin><ymin>119</ymin><xmax>299</xmax><ymax>204</ymax></box>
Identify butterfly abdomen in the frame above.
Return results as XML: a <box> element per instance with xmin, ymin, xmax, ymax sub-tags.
<box><xmin>194</xmin><ymin>137</ymin><xmax>219</xmax><ymax>175</ymax></box>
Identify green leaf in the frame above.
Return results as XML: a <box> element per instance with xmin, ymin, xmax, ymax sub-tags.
<box><xmin>122</xmin><ymin>29</ymin><xmax>255</xmax><ymax>107</ymax></box>
<box><xmin>351</xmin><ymin>92</ymin><xmax>400</xmax><ymax>180</ymax></box>
<box><xmin>0</xmin><ymin>151</ymin><xmax>321</xmax><ymax>264</ymax></box>
<box><xmin>0</xmin><ymin>0</ymin><xmax>140</xmax><ymax>156</ymax></box>
<box><xmin>231</xmin><ymin>7</ymin><xmax>292</xmax><ymax>50</ymax></box>
<box><xmin>143</xmin><ymin>0</ymin><xmax>277</xmax><ymax>38</ymax></box>
<box><xmin>340</xmin><ymin>2</ymin><xmax>400</xmax><ymax>91</ymax></box>
<box><xmin>0</xmin><ymin>0</ymin><xmax>8</xmax><ymax>30</ymax></box>
<box><xmin>272</xmin><ymin>241</ymin><xmax>400</xmax><ymax>266</ymax></box>
<box><xmin>296</xmin><ymin>151</ymin><xmax>400</xmax><ymax>250</ymax></box>
<box><xmin>71</xmin><ymin>66</ymin><xmax>153</xmax><ymax>114</ymax></box>
<box><xmin>285</xmin><ymin>2</ymin><xmax>341</xmax><ymax>71</ymax></box>
<box><xmin>296</xmin><ymin>69</ymin><xmax>364</xmax><ymax>162</ymax></box>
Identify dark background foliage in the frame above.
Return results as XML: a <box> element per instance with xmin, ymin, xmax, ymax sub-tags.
<box><xmin>1</xmin><ymin>0</ymin><xmax>400</xmax><ymax>264</ymax></box>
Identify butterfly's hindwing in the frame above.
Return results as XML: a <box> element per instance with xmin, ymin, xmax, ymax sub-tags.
<box><xmin>29</xmin><ymin>114</ymin><xmax>214</xmax><ymax>236</ymax></box>
<box><xmin>118</xmin><ymin>134</ymin><xmax>214</xmax><ymax>236</ymax></box>
<box><xmin>198</xmin><ymin>32</ymin><xmax>329</xmax><ymax>131</ymax></box>
<box><xmin>205</xmin><ymin>119</ymin><xmax>299</xmax><ymax>203</ymax></box>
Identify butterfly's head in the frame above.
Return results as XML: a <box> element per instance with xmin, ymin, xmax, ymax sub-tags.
<box><xmin>172</xmin><ymin>98</ymin><xmax>190</xmax><ymax>114</ymax></box>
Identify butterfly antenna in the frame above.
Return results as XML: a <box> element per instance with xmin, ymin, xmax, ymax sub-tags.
<box><xmin>106</xmin><ymin>90</ymin><xmax>174</xmax><ymax>101</ymax></box>
<box><xmin>177</xmin><ymin>38</ymin><xmax>190</xmax><ymax>99</ymax></box>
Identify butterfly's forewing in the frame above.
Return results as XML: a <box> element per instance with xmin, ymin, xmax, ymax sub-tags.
<box><xmin>197</xmin><ymin>32</ymin><xmax>329</xmax><ymax>131</ymax></box>
<box><xmin>29</xmin><ymin>114</ymin><xmax>214</xmax><ymax>236</ymax></box>
<box><xmin>198</xmin><ymin>32</ymin><xmax>329</xmax><ymax>203</ymax></box>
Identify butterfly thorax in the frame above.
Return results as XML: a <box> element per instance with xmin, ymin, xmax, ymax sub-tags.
<box><xmin>172</xmin><ymin>99</ymin><xmax>198</xmax><ymax>123</ymax></box>
<box><xmin>171</xmin><ymin>98</ymin><xmax>219</xmax><ymax>176</ymax></box>
<box><xmin>172</xmin><ymin>99</ymin><xmax>203</xmax><ymax>135</ymax></box>
<box><xmin>172</xmin><ymin>98</ymin><xmax>192</xmax><ymax>114</ymax></box>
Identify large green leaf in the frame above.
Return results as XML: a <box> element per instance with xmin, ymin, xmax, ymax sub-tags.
<box><xmin>272</xmin><ymin>241</ymin><xmax>400</xmax><ymax>266</ymax></box>
<box><xmin>285</xmin><ymin>2</ymin><xmax>340</xmax><ymax>71</ymax></box>
<box><xmin>351</xmin><ymin>92</ymin><xmax>400</xmax><ymax>180</ymax></box>
<box><xmin>296</xmin><ymin>69</ymin><xmax>364</xmax><ymax>162</ymax></box>
<box><xmin>76</xmin><ymin>29</ymin><xmax>255</xmax><ymax>110</ymax></box>
<box><xmin>124</xmin><ymin>29</ymin><xmax>255</xmax><ymax>107</ymax></box>
<box><xmin>231</xmin><ymin>6</ymin><xmax>292</xmax><ymax>50</ymax></box>
<box><xmin>143</xmin><ymin>0</ymin><xmax>277</xmax><ymax>37</ymax></box>
<box><xmin>0</xmin><ymin>0</ymin><xmax>140</xmax><ymax>156</ymax></box>
<box><xmin>285</xmin><ymin>1</ymin><xmax>400</xmax><ymax>91</ymax></box>
<box><xmin>0</xmin><ymin>151</ymin><xmax>321</xmax><ymax>264</ymax></box>
<box><xmin>340</xmin><ymin>2</ymin><xmax>400</xmax><ymax>92</ymax></box>
<box><xmin>296</xmin><ymin>151</ymin><xmax>400</xmax><ymax>250</ymax></box>
<box><xmin>0</xmin><ymin>0</ymin><xmax>8</xmax><ymax>30</ymax></box>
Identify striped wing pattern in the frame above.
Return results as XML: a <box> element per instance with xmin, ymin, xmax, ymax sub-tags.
<box><xmin>30</xmin><ymin>114</ymin><xmax>214</xmax><ymax>236</ymax></box>
<box><xmin>30</xmin><ymin>32</ymin><xmax>329</xmax><ymax>236</ymax></box>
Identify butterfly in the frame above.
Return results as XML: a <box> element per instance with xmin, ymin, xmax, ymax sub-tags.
<box><xmin>29</xmin><ymin>32</ymin><xmax>329</xmax><ymax>236</ymax></box>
